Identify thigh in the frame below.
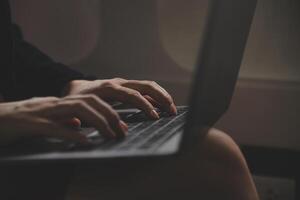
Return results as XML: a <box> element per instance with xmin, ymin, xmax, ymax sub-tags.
<box><xmin>66</xmin><ymin>129</ymin><xmax>225</xmax><ymax>200</ymax></box>
<box><xmin>67</xmin><ymin>159</ymin><xmax>206</xmax><ymax>200</ymax></box>
<box><xmin>67</xmin><ymin>128</ymin><xmax>257</xmax><ymax>200</ymax></box>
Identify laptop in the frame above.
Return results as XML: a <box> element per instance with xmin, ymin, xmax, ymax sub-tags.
<box><xmin>0</xmin><ymin>0</ymin><xmax>257</xmax><ymax>163</ymax></box>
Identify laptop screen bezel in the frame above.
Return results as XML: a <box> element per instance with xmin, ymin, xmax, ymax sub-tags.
<box><xmin>180</xmin><ymin>0</ymin><xmax>257</xmax><ymax>151</ymax></box>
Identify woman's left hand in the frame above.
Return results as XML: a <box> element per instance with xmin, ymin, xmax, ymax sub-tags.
<box><xmin>63</xmin><ymin>78</ymin><xmax>177</xmax><ymax>119</ymax></box>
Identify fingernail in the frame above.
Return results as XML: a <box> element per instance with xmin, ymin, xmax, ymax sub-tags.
<box><xmin>71</xmin><ymin>117</ymin><xmax>81</xmax><ymax>127</ymax></box>
<box><xmin>65</xmin><ymin>118</ymin><xmax>81</xmax><ymax>128</ymax></box>
<box><xmin>119</xmin><ymin>120</ymin><xmax>128</xmax><ymax>133</ymax></box>
<box><xmin>170</xmin><ymin>104</ymin><xmax>177</xmax><ymax>115</ymax></box>
<box><xmin>150</xmin><ymin>109</ymin><xmax>160</xmax><ymax>119</ymax></box>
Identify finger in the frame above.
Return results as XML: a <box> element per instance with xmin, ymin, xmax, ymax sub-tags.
<box><xmin>40</xmin><ymin>100</ymin><xmax>117</xmax><ymax>139</ymax></box>
<box><xmin>64</xmin><ymin>95</ymin><xmax>127</xmax><ymax>137</ymax></box>
<box><xmin>144</xmin><ymin>95</ymin><xmax>162</xmax><ymax>109</ymax></box>
<box><xmin>144</xmin><ymin>96</ymin><xmax>177</xmax><ymax>116</ymax></box>
<box><xmin>59</xmin><ymin>117</ymin><xmax>82</xmax><ymax>128</ymax></box>
<box><xmin>103</xmin><ymin>86</ymin><xmax>160</xmax><ymax>119</ymax></box>
<box><xmin>29</xmin><ymin>118</ymin><xmax>89</xmax><ymax>144</ymax></box>
<box><xmin>70</xmin><ymin>117</ymin><xmax>82</xmax><ymax>127</ymax></box>
<box><xmin>123</xmin><ymin>81</ymin><xmax>177</xmax><ymax>115</ymax></box>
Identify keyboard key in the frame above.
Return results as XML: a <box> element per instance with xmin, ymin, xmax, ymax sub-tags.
<box><xmin>69</xmin><ymin>107</ymin><xmax>188</xmax><ymax>151</ymax></box>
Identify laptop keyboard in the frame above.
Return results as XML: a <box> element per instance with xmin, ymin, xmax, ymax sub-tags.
<box><xmin>71</xmin><ymin>107</ymin><xmax>188</xmax><ymax>151</ymax></box>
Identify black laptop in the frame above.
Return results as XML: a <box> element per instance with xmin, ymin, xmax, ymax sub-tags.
<box><xmin>0</xmin><ymin>0</ymin><xmax>257</xmax><ymax>163</ymax></box>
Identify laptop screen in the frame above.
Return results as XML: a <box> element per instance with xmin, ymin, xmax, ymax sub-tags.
<box><xmin>187</xmin><ymin>0</ymin><xmax>257</xmax><ymax>128</ymax></box>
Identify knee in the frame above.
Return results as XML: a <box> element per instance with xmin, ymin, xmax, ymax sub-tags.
<box><xmin>200</xmin><ymin>128</ymin><xmax>248</xmax><ymax>170</ymax></box>
<box><xmin>195</xmin><ymin>128</ymin><xmax>258</xmax><ymax>199</ymax></box>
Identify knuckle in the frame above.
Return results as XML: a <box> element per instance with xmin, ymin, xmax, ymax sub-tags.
<box><xmin>71</xmin><ymin>100</ymin><xmax>86</xmax><ymax>108</ymax></box>
<box><xmin>48</xmin><ymin>97</ymin><xmax>60</xmax><ymax>105</ymax></box>
<box><xmin>113</xmin><ymin>77</ymin><xmax>126</xmax><ymax>82</ymax></box>
<box><xmin>86</xmin><ymin>94</ymin><xmax>99</xmax><ymax>101</ymax></box>
<box><xmin>101</xmin><ymin>81</ymin><xmax>116</xmax><ymax>88</ymax></box>
<box><xmin>165</xmin><ymin>92</ymin><xmax>173</xmax><ymax>100</ymax></box>
<box><xmin>145</xmin><ymin>80</ymin><xmax>156</xmax><ymax>85</ymax></box>
<box><xmin>144</xmin><ymin>80</ymin><xmax>157</xmax><ymax>89</ymax></box>
<box><xmin>45</xmin><ymin>101</ymin><xmax>59</xmax><ymax>108</ymax></box>
<box><xmin>48</xmin><ymin>96</ymin><xmax>60</xmax><ymax>101</ymax></box>
<box><xmin>30</xmin><ymin>97</ymin><xmax>42</xmax><ymax>101</ymax></box>
<box><xmin>62</xmin><ymin>95</ymin><xmax>81</xmax><ymax>101</ymax></box>
<box><xmin>129</xmin><ymin>91</ymin><xmax>141</xmax><ymax>98</ymax></box>
<box><xmin>149</xmin><ymin>80</ymin><xmax>158</xmax><ymax>86</ymax></box>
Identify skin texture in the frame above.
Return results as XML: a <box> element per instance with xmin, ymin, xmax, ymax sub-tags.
<box><xmin>63</xmin><ymin>78</ymin><xmax>177</xmax><ymax>116</ymax></box>
<box><xmin>67</xmin><ymin>128</ymin><xmax>259</xmax><ymax>200</ymax></box>
<box><xmin>0</xmin><ymin>78</ymin><xmax>176</xmax><ymax>145</ymax></box>
<box><xmin>0</xmin><ymin>78</ymin><xmax>259</xmax><ymax>199</ymax></box>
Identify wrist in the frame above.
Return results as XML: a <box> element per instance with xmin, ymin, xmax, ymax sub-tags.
<box><xmin>61</xmin><ymin>80</ymin><xmax>91</xmax><ymax>96</ymax></box>
<box><xmin>61</xmin><ymin>80</ymin><xmax>79</xmax><ymax>96</ymax></box>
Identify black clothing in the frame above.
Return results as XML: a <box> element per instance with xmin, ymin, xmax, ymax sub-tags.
<box><xmin>0</xmin><ymin>0</ymin><xmax>91</xmax><ymax>101</ymax></box>
<box><xmin>11</xmin><ymin>25</ymin><xmax>85</xmax><ymax>100</ymax></box>
<box><xmin>0</xmin><ymin>2</ymin><xmax>85</xmax><ymax>198</ymax></box>
<box><xmin>0</xmin><ymin>0</ymin><xmax>14</xmax><ymax>100</ymax></box>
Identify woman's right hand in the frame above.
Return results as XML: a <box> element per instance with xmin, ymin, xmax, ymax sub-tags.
<box><xmin>0</xmin><ymin>95</ymin><xmax>128</xmax><ymax>146</ymax></box>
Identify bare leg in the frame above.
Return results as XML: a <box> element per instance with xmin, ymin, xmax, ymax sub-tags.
<box><xmin>67</xmin><ymin>128</ymin><xmax>258</xmax><ymax>200</ymax></box>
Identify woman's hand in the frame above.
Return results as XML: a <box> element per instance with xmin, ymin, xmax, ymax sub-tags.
<box><xmin>63</xmin><ymin>78</ymin><xmax>177</xmax><ymax>119</ymax></box>
<box><xmin>0</xmin><ymin>95</ymin><xmax>128</xmax><ymax>146</ymax></box>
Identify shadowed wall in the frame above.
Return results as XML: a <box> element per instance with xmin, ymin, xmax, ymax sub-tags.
<box><xmin>10</xmin><ymin>0</ymin><xmax>300</xmax><ymax>149</ymax></box>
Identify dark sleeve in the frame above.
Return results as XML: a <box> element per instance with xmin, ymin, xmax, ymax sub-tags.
<box><xmin>12</xmin><ymin>24</ymin><xmax>96</xmax><ymax>99</ymax></box>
